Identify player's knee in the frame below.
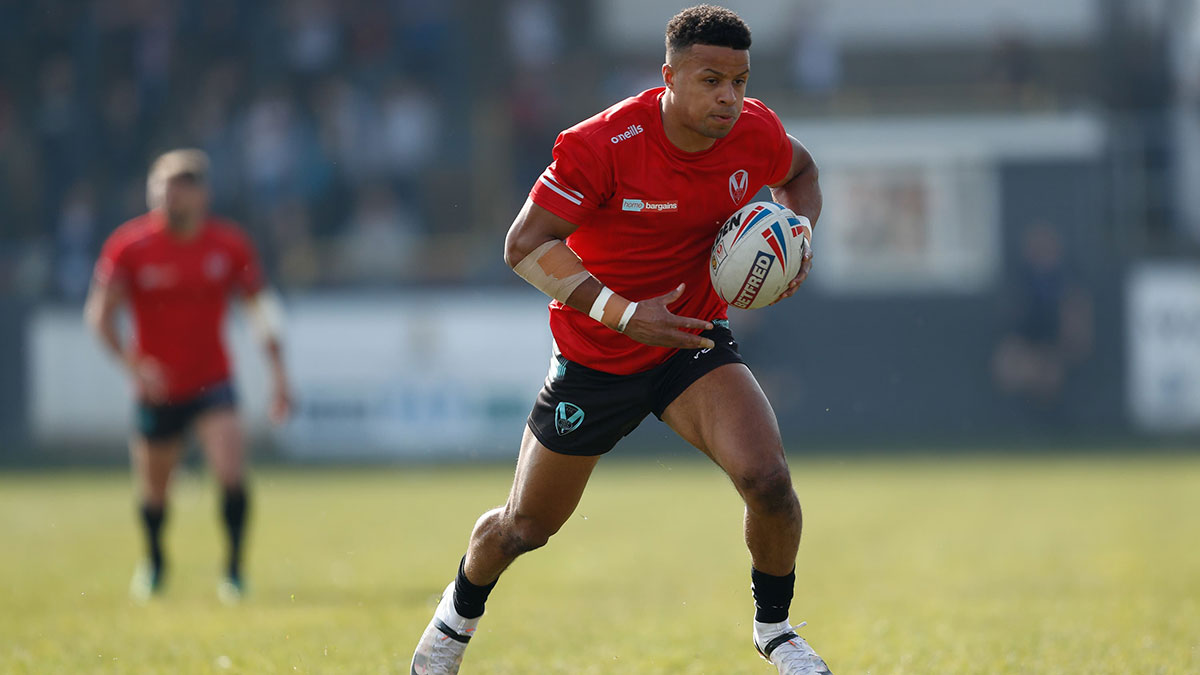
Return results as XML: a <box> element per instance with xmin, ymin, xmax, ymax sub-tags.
<box><xmin>735</xmin><ymin>464</ymin><xmax>799</xmax><ymax>516</ymax></box>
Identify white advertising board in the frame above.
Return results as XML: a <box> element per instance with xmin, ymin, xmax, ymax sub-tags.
<box><xmin>786</xmin><ymin>113</ymin><xmax>1103</xmax><ymax>295</ymax></box>
<box><xmin>28</xmin><ymin>291</ymin><xmax>553</xmax><ymax>459</ymax></box>
<box><xmin>1127</xmin><ymin>265</ymin><xmax>1200</xmax><ymax>432</ymax></box>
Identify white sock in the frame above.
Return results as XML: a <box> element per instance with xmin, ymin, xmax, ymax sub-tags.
<box><xmin>436</xmin><ymin>583</ymin><xmax>481</xmax><ymax>634</ymax></box>
<box><xmin>754</xmin><ymin>618</ymin><xmax>793</xmax><ymax>644</ymax></box>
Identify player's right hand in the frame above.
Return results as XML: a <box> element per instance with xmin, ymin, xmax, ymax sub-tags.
<box><xmin>620</xmin><ymin>283</ymin><xmax>716</xmax><ymax>350</ymax></box>
<box><xmin>128</xmin><ymin>356</ymin><xmax>169</xmax><ymax>404</ymax></box>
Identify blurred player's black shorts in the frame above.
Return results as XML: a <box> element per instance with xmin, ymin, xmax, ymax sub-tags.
<box><xmin>136</xmin><ymin>381</ymin><xmax>237</xmax><ymax>442</ymax></box>
<box><xmin>528</xmin><ymin>320</ymin><xmax>746</xmax><ymax>456</ymax></box>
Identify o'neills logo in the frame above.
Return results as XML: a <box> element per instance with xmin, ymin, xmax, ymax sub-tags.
<box><xmin>622</xmin><ymin>198</ymin><xmax>678</xmax><ymax>212</ymax></box>
<box><xmin>610</xmin><ymin>124</ymin><xmax>644</xmax><ymax>144</ymax></box>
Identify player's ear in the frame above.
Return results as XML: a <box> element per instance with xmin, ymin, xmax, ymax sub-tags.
<box><xmin>662</xmin><ymin>63</ymin><xmax>674</xmax><ymax>89</ymax></box>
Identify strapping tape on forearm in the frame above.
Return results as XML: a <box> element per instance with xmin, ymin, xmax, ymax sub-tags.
<box><xmin>513</xmin><ymin>240</ymin><xmax>592</xmax><ymax>305</ymax></box>
<box><xmin>617</xmin><ymin>301</ymin><xmax>638</xmax><ymax>332</ymax></box>
<box><xmin>588</xmin><ymin>288</ymin><xmax>613</xmax><ymax>322</ymax></box>
<box><xmin>246</xmin><ymin>289</ymin><xmax>285</xmax><ymax>343</ymax></box>
<box><xmin>514</xmin><ymin>240</ymin><xmax>637</xmax><ymax>332</ymax></box>
<box><xmin>588</xmin><ymin>286</ymin><xmax>637</xmax><ymax>333</ymax></box>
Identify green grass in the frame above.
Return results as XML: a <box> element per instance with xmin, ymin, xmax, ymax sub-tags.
<box><xmin>2</xmin><ymin>454</ymin><xmax>1199</xmax><ymax>674</ymax></box>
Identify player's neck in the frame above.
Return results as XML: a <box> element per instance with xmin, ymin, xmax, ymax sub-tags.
<box><xmin>659</xmin><ymin>94</ymin><xmax>717</xmax><ymax>153</ymax></box>
<box><xmin>160</xmin><ymin>212</ymin><xmax>204</xmax><ymax>240</ymax></box>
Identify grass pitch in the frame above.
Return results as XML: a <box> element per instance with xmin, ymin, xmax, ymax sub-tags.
<box><xmin>2</xmin><ymin>453</ymin><xmax>1198</xmax><ymax>674</ymax></box>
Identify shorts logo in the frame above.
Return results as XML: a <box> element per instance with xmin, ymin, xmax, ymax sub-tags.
<box><xmin>622</xmin><ymin>198</ymin><xmax>678</xmax><ymax>212</ymax></box>
<box><xmin>555</xmin><ymin>401</ymin><xmax>585</xmax><ymax>435</ymax></box>
<box><xmin>729</xmin><ymin>169</ymin><xmax>749</xmax><ymax>203</ymax></box>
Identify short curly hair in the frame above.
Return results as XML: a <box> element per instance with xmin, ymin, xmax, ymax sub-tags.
<box><xmin>665</xmin><ymin>5</ymin><xmax>752</xmax><ymax>57</ymax></box>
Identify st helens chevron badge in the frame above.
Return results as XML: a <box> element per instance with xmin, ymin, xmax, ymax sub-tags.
<box><xmin>729</xmin><ymin>169</ymin><xmax>749</xmax><ymax>203</ymax></box>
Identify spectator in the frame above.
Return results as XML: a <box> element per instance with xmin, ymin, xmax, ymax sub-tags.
<box><xmin>240</xmin><ymin>86</ymin><xmax>304</xmax><ymax>214</ymax></box>
<box><xmin>35</xmin><ymin>55</ymin><xmax>81</xmax><ymax>228</ymax></box>
<box><xmin>283</xmin><ymin>0</ymin><xmax>341</xmax><ymax>77</ymax></box>
<box><xmin>790</xmin><ymin>0</ymin><xmax>841</xmax><ymax>99</ymax></box>
<box><xmin>992</xmin><ymin>223</ymin><xmax>1094</xmax><ymax>407</ymax></box>
<box><xmin>54</xmin><ymin>180</ymin><xmax>97</xmax><ymax>300</ymax></box>
<box><xmin>378</xmin><ymin>78</ymin><xmax>440</xmax><ymax>188</ymax></box>
<box><xmin>267</xmin><ymin>197</ymin><xmax>322</xmax><ymax>289</ymax></box>
<box><xmin>333</xmin><ymin>183</ymin><xmax>421</xmax><ymax>284</ymax></box>
<box><xmin>506</xmin><ymin>0</ymin><xmax>561</xmax><ymax>72</ymax></box>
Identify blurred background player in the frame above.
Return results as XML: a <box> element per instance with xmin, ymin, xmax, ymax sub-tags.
<box><xmin>411</xmin><ymin>6</ymin><xmax>828</xmax><ymax>674</ymax></box>
<box><xmin>84</xmin><ymin>149</ymin><xmax>291</xmax><ymax>603</ymax></box>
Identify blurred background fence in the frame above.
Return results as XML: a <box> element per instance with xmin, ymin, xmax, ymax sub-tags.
<box><xmin>2</xmin><ymin>0</ymin><xmax>1199</xmax><ymax>462</ymax></box>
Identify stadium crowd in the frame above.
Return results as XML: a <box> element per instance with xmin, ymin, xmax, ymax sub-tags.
<box><xmin>0</xmin><ymin>0</ymin><xmax>1132</xmax><ymax>300</ymax></box>
<box><xmin>0</xmin><ymin>0</ymin><xmax>596</xmax><ymax>297</ymax></box>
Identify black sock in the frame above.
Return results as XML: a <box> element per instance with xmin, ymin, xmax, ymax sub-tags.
<box><xmin>751</xmin><ymin>566</ymin><xmax>795</xmax><ymax>624</ymax></box>
<box><xmin>221</xmin><ymin>484</ymin><xmax>248</xmax><ymax>579</ymax></box>
<box><xmin>139</xmin><ymin>502</ymin><xmax>167</xmax><ymax>572</ymax></box>
<box><xmin>452</xmin><ymin>556</ymin><xmax>497</xmax><ymax>619</ymax></box>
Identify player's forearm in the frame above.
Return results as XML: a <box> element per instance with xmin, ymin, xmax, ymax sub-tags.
<box><xmin>510</xmin><ymin>239</ymin><xmax>637</xmax><ymax>333</ymax></box>
<box><xmin>263</xmin><ymin>338</ymin><xmax>289</xmax><ymax>384</ymax></box>
<box><xmin>770</xmin><ymin>161</ymin><xmax>821</xmax><ymax>229</ymax></box>
<box><xmin>84</xmin><ymin>297</ymin><xmax>133</xmax><ymax>369</ymax></box>
<box><xmin>97</xmin><ymin>323</ymin><xmax>131</xmax><ymax>367</ymax></box>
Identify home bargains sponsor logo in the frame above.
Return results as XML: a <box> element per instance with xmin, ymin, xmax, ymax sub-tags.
<box><xmin>622</xmin><ymin>198</ymin><xmax>678</xmax><ymax>212</ymax></box>
<box><xmin>731</xmin><ymin>251</ymin><xmax>775</xmax><ymax>309</ymax></box>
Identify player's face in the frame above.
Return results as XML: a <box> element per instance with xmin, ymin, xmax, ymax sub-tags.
<box><xmin>663</xmin><ymin>44</ymin><xmax>749</xmax><ymax>143</ymax></box>
<box><xmin>162</xmin><ymin>173</ymin><xmax>209</xmax><ymax>228</ymax></box>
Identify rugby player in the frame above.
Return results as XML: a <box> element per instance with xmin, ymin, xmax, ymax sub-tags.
<box><xmin>411</xmin><ymin>6</ymin><xmax>828</xmax><ymax>673</ymax></box>
<box><xmin>84</xmin><ymin>149</ymin><xmax>291</xmax><ymax>604</ymax></box>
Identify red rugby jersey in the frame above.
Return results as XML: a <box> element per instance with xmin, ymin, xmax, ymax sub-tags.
<box><xmin>528</xmin><ymin>87</ymin><xmax>792</xmax><ymax>375</ymax></box>
<box><xmin>94</xmin><ymin>212</ymin><xmax>265</xmax><ymax>402</ymax></box>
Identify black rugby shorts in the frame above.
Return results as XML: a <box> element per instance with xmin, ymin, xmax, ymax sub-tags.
<box><xmin>527</xmin><ymin>321</ymin><xmax>746</xmax><ymax>456</ymax></box>
<box><xmin>136</xmin><ymin>380</ymin><xmax>238</xmax><ymax>442</ymax></box>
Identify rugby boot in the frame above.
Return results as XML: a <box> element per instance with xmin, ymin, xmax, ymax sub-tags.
<box><xmin>217</xmin><ymin>573</ymin><xmax>245</xmax><ymax>605</ymax></box>
<box><xmin>129</xmin><ymin>560</ymin><xmax>165</xmax><ymax>603</ymax></box>
<box><xmin>755</xmin><ymin>621</ymin><xmax>833</xmax><ymax>675</ymax></box>
<box><xmin>410</xmin><ymin>583</ymin><xmax>479</xmax><ymax>674</ymax></box>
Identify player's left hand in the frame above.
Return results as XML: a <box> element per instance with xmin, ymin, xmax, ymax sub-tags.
<box><xmin>769</xmin><ymin>241</ymin><xmax>813</xmax><ymax>306</ymax></box>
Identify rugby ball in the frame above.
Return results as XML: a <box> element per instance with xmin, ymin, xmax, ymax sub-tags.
<box><xmin>710</xmin><ymin>201</ymin><xmax>810</xmax><ymax>309</ymax></box>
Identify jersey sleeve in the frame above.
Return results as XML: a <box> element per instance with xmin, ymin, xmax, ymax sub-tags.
<box><xmin>229</xmin><ymin>227</ymin><xmax>266</xmax><ymax>295</ymax></box>
<box><xmin>760</xmin><ymin>103</ymin><xmax>793</xmax><ymax>187</ymax></box>
<box><xmin>94</xmin><ymin>231</ymin><xmax>131</xmax><ymax>288</ymax></box>
<box><xmin>529</xmin><ymin>129</ymin><xmax>614</xmax><ymax>225</ymax></box>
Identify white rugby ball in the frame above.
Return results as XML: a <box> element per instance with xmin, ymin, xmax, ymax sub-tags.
<box><xmin>709</xmin><ymin>201</ymin><xmax>810</xmax><ymax>309</ymax></box>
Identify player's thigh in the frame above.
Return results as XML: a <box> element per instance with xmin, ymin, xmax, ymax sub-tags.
<box><xmin>661</xmin><ymin>362</ymin><xmax>787</xmax><ymax>479</ymax></box>
<box><xmin>194</xmin><ymin>408</ymin><xmax>246</xmax><ymax>486</ymax></box>
<box><xmin>130</xmin><ymin>435</ymin><xmax>185</xmax><ymax>498</ymax></box>
<box><xmin>505</xmin><ymin>425</ymin><xmax>601</xmax><ymax>535</ymax></box>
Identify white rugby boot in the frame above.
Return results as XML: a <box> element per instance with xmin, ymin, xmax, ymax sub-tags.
<box><xmin>410</xmin><ymin>583</ymin><xmax>480</xmax><ymax>675</ymax></box>
<box><xmin>216</xmin><ymin>573</ymin><xmax>245</xmax><ymax>605</ymax></box>
<box><xmin>129</xmin><ymin>560</ymin><xmax>164</xmax><ymax>603</ymax></box>
<box><xmin>754</xmin><ymin>621</ymin><xmax>833</xmax><ymax>674</ymax></box>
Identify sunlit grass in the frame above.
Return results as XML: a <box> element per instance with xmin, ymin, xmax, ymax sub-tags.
<box><xmin>2</xmin><ymin>453</ymin><xmax>1198</xmax><ymax>673</ymax></box>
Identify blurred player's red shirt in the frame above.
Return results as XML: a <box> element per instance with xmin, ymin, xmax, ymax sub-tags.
<box><xmin>94</xmin><ymin>212</ymin><xmax>264</xmax><ymax>402</ymax></box>
<box><xmin>529</xmin><ymin>87</ymin><xmax>793</xmax><ymax>375</ymax></box>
